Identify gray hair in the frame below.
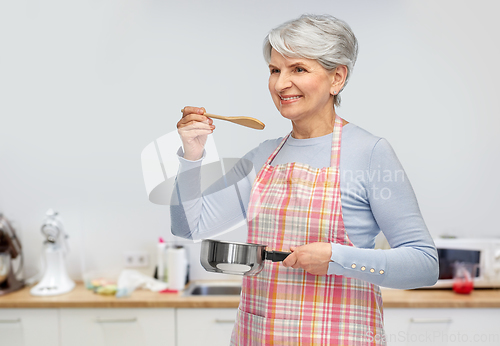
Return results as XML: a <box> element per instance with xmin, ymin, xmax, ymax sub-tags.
<box><xmin>263</xmin><ymin>14</ymin><xmax>358</xmax><ymax>106</ymax></box>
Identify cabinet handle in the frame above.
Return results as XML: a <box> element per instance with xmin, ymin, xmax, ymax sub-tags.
<box><xmin>410</xmin><ymin>318</ymin><xmax>452</xmax><ymax>324</ymax></box>
<box><xmin>214</xmin><ymin>319</ymin><xmax>236</xmax><ymax>324</ymax></box>
<box><xmin>0</xmin><ymin>318</ymin><xmax>21</xmax><ymax>323</ymax></box>
<box><xmin>95</xmin><ymin>317</ymin><xmax>138</xmax><ymax>323</ymax></box>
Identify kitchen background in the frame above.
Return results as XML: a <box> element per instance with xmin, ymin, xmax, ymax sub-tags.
<box><xmin>1</xmin><ymin>0</ymin><xmax>499</xmax><ymax>284</ymax></box>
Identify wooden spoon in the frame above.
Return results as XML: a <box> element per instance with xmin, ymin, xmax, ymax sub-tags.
<box><xmin>204</xmin><ymin>113</ymin><xmax>265</xmax><ymax>130</ymax></box>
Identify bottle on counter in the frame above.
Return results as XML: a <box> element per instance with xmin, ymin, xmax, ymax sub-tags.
<box><xmin>155</xmin><ymin>237</ymin><xmax>168</xmax><ymax>282</ymax></box>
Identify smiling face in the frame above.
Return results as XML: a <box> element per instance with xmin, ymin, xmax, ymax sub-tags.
<box><xmin>268</xmin><ymin>49</ymin><xmax>338</xmax><ymax>130</ymax></box>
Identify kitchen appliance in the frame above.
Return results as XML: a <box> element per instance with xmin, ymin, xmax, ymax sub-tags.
<box><xmin>201</xmin><ymin>239</ymin><xmax>291</xmax><ymax>276</ymax></box>
<box><xmin>432</xmin><ymin>237</ymin><xmax>500</xmax><ymax>288</ymax></box>
<box><xmin>30</xmin><ymin>209</ymin><xmax>75</xmax><ymax>296</ymax></box>
<box><xmin>0</xmin><ymin>214</ymin><xmax>25</xmax><ymax>296</ymax></box>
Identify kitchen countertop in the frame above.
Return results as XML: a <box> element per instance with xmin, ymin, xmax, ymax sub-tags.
<box><xmin>0</xmin><ymin>282</ymin><xmax>240</xmax><ymax>309</ymax></box>
<box><xmin>1</xmin><ymin>282</ymin><xmax>499</xmax><ymax>309</ymax></box>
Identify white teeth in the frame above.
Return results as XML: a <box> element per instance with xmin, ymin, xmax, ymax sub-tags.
<box><xmin>281</xmin><ymin>96</ymin><xmax>300</xmax><ymax>101</ymax></box>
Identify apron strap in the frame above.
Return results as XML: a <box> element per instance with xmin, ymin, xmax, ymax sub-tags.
<box><xmin>264</xmin><ymin>133</ymin><xmax>290</xmax><ymax>166</ymax></box>
<box><xmin>330</xmin><ymin>115</ymin><xmax>344</xmax><ymax>168</ymax></box>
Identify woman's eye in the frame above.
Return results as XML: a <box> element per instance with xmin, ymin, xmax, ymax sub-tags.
<box><xmin>270</xmin><ymin>68</ymin><xmax>280</xmax><ymax>74</ymax></box>
<box><xmin>296</xmin><ymin>67</ymin><xmax>306</xmax><ymax>73</ymax></box>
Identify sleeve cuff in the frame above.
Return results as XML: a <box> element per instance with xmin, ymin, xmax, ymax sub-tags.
<box><xmin>327</xmin><ymin>243</ymin><xmax>387</xmax><ymax>279</ymax></box>
<box><xmin>177</xmin><ymin>147</ymin><xmax>205</xmax><ymax>172</ymax></box>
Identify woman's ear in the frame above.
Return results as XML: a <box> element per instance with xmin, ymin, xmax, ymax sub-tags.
<box><xmin>330</xmin><ymin>65</ymin><xmax>348</xmax><ymax>95</ymax></box>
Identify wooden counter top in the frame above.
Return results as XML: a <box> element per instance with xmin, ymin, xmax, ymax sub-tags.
<box><xmin>1</xmin><ymin>283</ymin><xmax>499</xmax><ymax>309</ymax></box>
<box><xmin>381</xmin><ymin>287</ymin><xmax>500</xmax><ymax>308</ymax></box>
<box><xmin>0</xmin><ymin>282</ymin><xmax>240</xmax><ymax>309</ymax></box>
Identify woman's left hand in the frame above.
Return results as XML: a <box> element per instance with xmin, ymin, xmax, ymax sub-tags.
<box><xmin>282</xmin><ymin>242</ymin><xmax>332</xmax><ymax>275</ymax></box>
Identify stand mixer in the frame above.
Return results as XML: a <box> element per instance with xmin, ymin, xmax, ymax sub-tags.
<box><xmin>0</xmin><ymin>213</ymin><xmax>25</xmax><ymax>296</ymax></box>
<box><xmin>30</xmin><ymin>209</ymin><xmax>75</xmax><ymax>296</ymax></box>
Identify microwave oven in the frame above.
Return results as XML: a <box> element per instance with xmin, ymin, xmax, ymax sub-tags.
<box><xmin>432</xmin><ymin>238</ymin><xmax>500</xmax><ymax>288</ymax></box>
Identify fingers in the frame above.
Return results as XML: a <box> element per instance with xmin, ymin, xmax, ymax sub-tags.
<box><xmin>181</xmin><ymin>106</ymin><xmax>205</xmax><ymax>118</ymax></box>
<box><xmin>283</xmin><ymin>252</ymin><xmax>302</xmax><ymax>270</ymax></box>
<box><xmin>282</xmin><ymin>252</ymin><xmax>297</xmax><ymax>268</ymax></box>
<box><xmin>178</xmin><ymin>106</ymin><xmax>214</xmax><ymax>129</ymax></box>
<box><xmin>282</xmin><ymin>246</ymin><xmax>297</xmax><ymax>268</ymax></box>
<box><xmin>281</xmin><ymin>243</ymin><xmax>331</xmax><ymax>275</ymax></box>
<box><xmin>178</xmin><ymin>118</ymin><xmax>213</xmax><ymax>131</ymax></box>
<box><xmin>178</xmin><ymin>122</ymin><xmax>214</xmax><ymax>138</ymax></box>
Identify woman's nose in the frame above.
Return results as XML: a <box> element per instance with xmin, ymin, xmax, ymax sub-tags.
<box><xmin>274</xmin><ymin>73</ymin><xmax>292</xmax><ymax>92</ymax></box>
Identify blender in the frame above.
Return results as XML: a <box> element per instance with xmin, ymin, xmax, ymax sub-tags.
<box><xmin>30</xmin><ymin>209</ymin><xmax>75</xmax><ymax>296</ymax></box>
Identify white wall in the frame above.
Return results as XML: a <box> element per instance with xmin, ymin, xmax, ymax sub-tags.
<box><xmin>1</xmin><ymin>0</ymin><xmax>499</xmax><ymax>282</ymax></box>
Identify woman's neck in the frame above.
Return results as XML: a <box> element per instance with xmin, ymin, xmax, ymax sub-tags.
<box><xmin>291</xmin><ymin>109</ymin><xmax>338</xmax><ymax>139</ymax></box>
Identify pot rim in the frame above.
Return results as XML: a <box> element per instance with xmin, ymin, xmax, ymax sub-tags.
<box><xmin>202</xmin><ymin>239</ymin><xmax>267</xmax><ymax>248</ymax></box>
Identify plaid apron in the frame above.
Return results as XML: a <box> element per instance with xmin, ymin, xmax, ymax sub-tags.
<box><xmin>231</xmin><ymin>116</ymin><xmax>385</xmax><ymax>345</ymax></box>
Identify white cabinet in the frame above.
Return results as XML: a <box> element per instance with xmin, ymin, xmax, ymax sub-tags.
<box><xmin>0</xmin><ymin>309</ymin><xmax>59</xmax><ymax>346</ymax></box>
<box><xmin>0</xmin><ymin>307</ymin><xmax>236</xmax><ymax>346</ymax></box>
<box><xmin>384</xmin><ymin>308</ymin><xmax>500</xmax><ymax>346</ymax></box>
<box><xmin>177</xmin><ymin>308</ymin><xmax>237</xmax><ymax>346</ymax></box>
<box><xmin>4</xmin><ymin>306</ymin><xmax>496</xmax><ymax>346</ymax></box>
<box><xmin>60</xmin><ymin>308</ymin><xmax>176</xmax><ymax>346</ymax></box>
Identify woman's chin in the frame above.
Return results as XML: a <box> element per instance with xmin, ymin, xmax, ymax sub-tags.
<box><xmin>279</xmin><ymin>113</ymin><xmax>296</xmax><ymax>122</ymax></box>
<box><xmin>278</xmin><ymin>107</ymin><xmax>298</xmax><ymax>119</ymax></box>
<box><xmin>279</xmin><ymin>110</ymin><xmax>305</xmax><ymax>122</ymax></box>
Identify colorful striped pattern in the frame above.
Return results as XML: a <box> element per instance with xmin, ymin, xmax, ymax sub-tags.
<box><xmin>231</xmin><ymin>116</ymin><xmax>385</xmax><ymax>345</ymax></box>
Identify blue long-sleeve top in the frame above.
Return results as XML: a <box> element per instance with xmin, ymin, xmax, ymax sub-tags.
<box><xmin>170</xmin><ymin>122</ymin><xmax>439</xmax><ymax>289</ymax></box>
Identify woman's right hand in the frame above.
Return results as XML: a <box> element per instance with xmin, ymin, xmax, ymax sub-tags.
<box><xmin>177</xmin><ymin>106</ymin><xmax>215</xmax><ymax>161</ymax></box>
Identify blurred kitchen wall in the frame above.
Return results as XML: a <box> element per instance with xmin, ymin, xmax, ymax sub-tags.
<box><xmin>1</xmin><ymin>0</ymin><xmax>499</xmax><ymax>281</ymax></box>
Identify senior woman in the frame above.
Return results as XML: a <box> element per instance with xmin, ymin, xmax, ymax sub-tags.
<box><xmin>172</xmin><ymin>14</ymin><xmax>438</xmax><ymax>345</ymax></box>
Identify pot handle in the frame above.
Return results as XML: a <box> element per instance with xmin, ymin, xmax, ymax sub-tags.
<box><xmin>265</xmin><ymin>251</ymin><xmax>291</xmax><ymax>262</ymax></box>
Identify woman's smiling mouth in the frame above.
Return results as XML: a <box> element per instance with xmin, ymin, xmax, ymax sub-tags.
<box><xmin>280</xmin><ymin>95</ymin><xmax>302</xmax><ymax>104</ymax></box>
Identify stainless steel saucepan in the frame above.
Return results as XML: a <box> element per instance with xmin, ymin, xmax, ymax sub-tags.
<box><xmin>200</xmin><ymin>239</ymin><xmax>291</xmax><ymax>276</ymax></box>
